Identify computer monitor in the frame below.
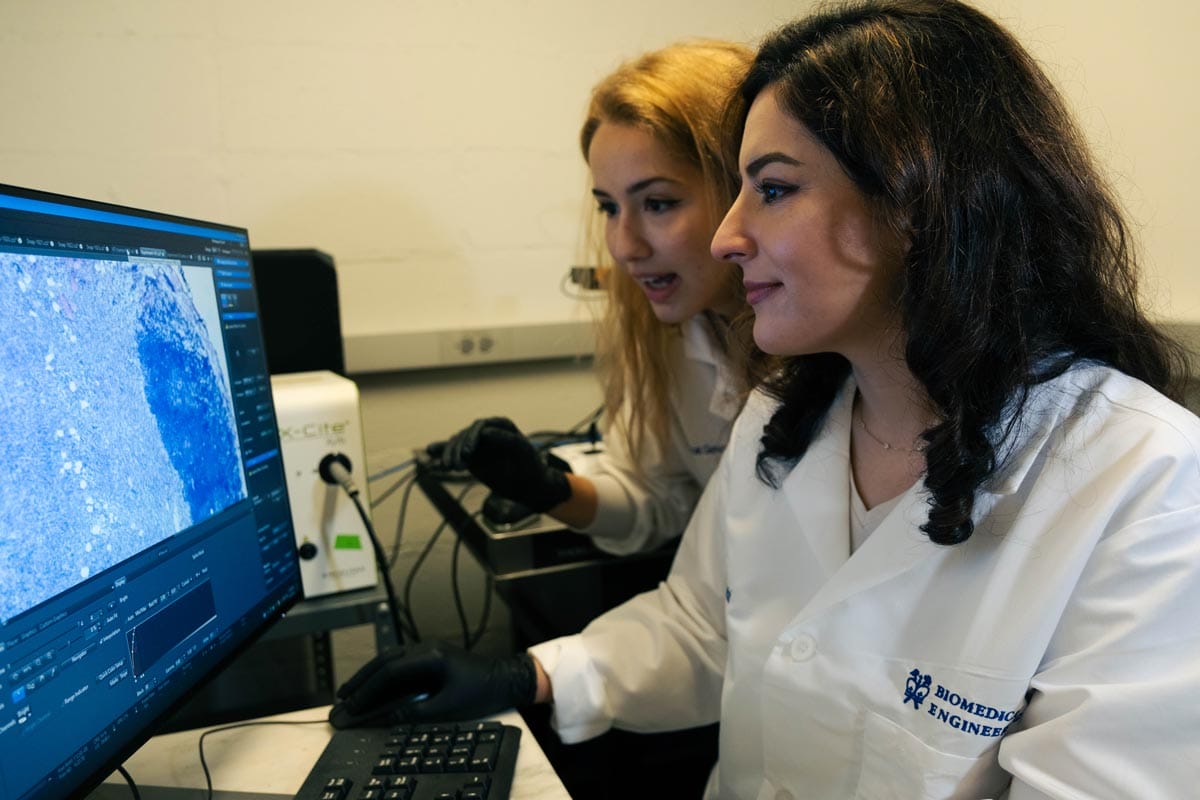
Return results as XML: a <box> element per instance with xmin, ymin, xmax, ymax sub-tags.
<box><xmin>0</xmin><ymin>184</ymin><xmax>303</xmax><ymax>799</ymax></box>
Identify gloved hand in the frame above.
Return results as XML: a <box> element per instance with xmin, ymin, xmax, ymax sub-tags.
<box><xmin>427</xmin><ymin>417</ymin><xmax>572</xmax><ymax>512</ymax></box>
<box><xmin>328</xmin><ymin>641</ymin><xmax>539</xmax><ymax>729</ymax></box>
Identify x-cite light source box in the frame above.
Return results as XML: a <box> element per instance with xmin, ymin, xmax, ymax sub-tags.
<box><xmin>271</xmin><ymin>370</ymin><xmax>378</xmax><ymax>598</ymax></box>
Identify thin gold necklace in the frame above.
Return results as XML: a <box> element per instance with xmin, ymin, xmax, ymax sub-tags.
<box><xmin>854</xmin><ymin>395</ymin><xmax>921</xmax><ymax>453</ymax></box>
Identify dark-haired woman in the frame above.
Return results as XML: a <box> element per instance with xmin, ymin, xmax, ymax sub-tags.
<box><xmin>528</xmin><ymin>2</ymin><xmax>1200</xmax><ymax>797</ymax></box>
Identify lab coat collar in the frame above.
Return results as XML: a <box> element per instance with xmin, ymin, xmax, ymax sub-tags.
<box><xmin>681</xmin><ymin>313</ymin><xmax>723</xmax><ymax>367</ymax></box>
<box><xmin>780</xmin><ymin>379</ymin><xmax>855</xmax><ymax>577</ymax></box>
<box><xmin>779</xmin><ymin>373</ymin><xmax>1074</xmax><ymax>623</ymax></box>
<box><xmin>682</xmin><ymin>313</ymin><xmax>742</xmax><ymax>420</ymax></box>
<box><xmin>777</xmin><ymin>379</ymin><xmax>945</xmax><ymax>622</ymax></box>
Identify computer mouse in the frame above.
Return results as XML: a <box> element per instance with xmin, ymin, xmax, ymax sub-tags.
<box><xmin>328</xmin><ymin>691</ymin><xmax>431</xmax><ymax>729</ymax></box>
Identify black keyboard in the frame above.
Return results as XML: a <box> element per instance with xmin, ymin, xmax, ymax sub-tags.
<box><xmin>295</xmin><ymin>720</ymin><xmax>521</xmax><ymax>800</ymax></box>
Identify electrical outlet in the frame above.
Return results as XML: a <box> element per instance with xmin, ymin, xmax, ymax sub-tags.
<box><xmin>437</xmin><ymin>328</ymin><xmax>512</xmax><ymax>363</ymax></box>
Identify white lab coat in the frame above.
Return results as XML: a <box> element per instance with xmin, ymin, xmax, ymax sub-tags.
<box><xmin>530</xmin><ymin>363</ymin><xmax>1200</xmax><ymax>799</ymax></box>
<box><xmin>567</xmin><ymin>313</ymin><xmax>742</xmax><ymax>556</ymax></box>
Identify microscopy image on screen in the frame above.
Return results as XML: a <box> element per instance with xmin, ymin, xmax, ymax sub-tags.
<box><xmin>0</xmin><ymin>255</ymin><xmax>247</xmax><ymax>622</ymax></box>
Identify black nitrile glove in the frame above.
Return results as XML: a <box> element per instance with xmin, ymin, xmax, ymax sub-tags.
<box><xmin>428</xmin><ymin>417</ymin><xmax>571</xmax><ymax>512</ymax></box>
<box><xmin>328</xmin><ymin>641</ymin><xmax>538</xmax><ymax>729</ymax></box>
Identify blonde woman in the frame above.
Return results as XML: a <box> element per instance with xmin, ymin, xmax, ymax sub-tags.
<box><xmin>431</xmin><ymin>40</ymin><xmax>760</xmax><ymax>557</ymax></box>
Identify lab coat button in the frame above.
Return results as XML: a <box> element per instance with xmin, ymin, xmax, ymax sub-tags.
<box><xmin>788</xmin><ymin>634</ymin><xmax>816</xmax><ymax>662</ymax></box>
<box><xmin>776</xmin><ymin>789</ymin><xmax>796</xmax><ymax>800</ymax></box>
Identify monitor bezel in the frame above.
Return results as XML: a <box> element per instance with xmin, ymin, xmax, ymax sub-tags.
<box><xmin>0</xmin><ymin>182</ymin><xmax>303</xmax><ymax>800</ymax></box>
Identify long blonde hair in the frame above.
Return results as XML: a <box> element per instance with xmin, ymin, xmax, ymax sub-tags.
<box><xmin>580</xmin><ymin>40</ymin><xmax>754</xmax><ymax>462</ymax></box>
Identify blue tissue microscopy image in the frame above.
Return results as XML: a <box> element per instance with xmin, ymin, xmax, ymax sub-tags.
<box><xmin>136</xmin><ymin>269</ymin><xmax>244</xmax><ymax>523</ymax></box>
<box><xmin>0</xmin><ymin>255</ymin><xmax>246</xmax><ymax>622</ymax></box>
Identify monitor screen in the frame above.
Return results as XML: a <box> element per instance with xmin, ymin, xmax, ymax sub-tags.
<box><xmin>0</xmin><ymin>184</ymin><xmax>302</xmax><ymax>799</ymax></box>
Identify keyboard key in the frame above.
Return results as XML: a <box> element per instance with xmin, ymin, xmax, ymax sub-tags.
<box><xmin>381</xmin><ymin>781</ymin><xmax>414</xmax><ymax>800</ymax></box>
<box><xmin>394</xmin><ymin>756</ymin><xmax>421</xmax><ymax>774</ymax></box>
<box><xmin>471</xmin><ymin>744</ymin><xmax>497</xmax><ymax>770</ymax></box>
<box><xmin>321</xmin><ymin>776</ymin><xmax>352</xmax><ymax>799</ymax></box>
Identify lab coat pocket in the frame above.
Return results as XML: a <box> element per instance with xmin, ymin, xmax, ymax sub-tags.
<box><xmin>853</xmin><ymin>711</ymin><xmax>1003</xmax><ymax>800</ymax></box>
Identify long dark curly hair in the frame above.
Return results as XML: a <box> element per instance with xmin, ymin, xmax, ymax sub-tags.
<box><xmin>737</xmin><ymin>0</ymin><xmax>1189</xmax><ymax>545</ymax></box>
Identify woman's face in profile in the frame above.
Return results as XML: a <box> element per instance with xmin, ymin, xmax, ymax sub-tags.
<box><xmin>712</xmin><ymin>85</ymin><xmax>904</xmax><ymax>359</ymax></box>
<box><xmin>588</xmin><ymin>123</ymin><xmax>738</xmax><ymax>324</ymax></box>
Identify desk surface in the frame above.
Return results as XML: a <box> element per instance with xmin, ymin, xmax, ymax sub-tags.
<box><xmin>91</xmin><ymin>706</ymin><xmax>569</xmax><ymax>799</ymax></box>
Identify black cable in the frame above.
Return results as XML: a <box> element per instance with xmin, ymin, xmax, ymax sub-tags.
<box><xmin>400</xmin><ymin>518</ymin><xmax>445</xmax><ymax>643</ymax></box>
<box><xmin>568</xmin><ymin>403</ymin><xmax>604</xmax><ymax>435</ymax></box>
<box><xmin>470</xmin><ymin>573</ymin><xmax>495</xmax><ymax>650</ymax></box>
<box><xmin>115</xmin><ymin>765</ymin><xmax>141</xmax><ymax>800</ymax></box>
<box><xmin>385</xmin><ymin>475</ymin><xmax>421</xmax><ymax>569</ymax></box>
<box><xmin>401</xmin><ymin>481</ymin><xmax>475</xmax><ymax>642</ymax></box>
<box><xmin>466</xmin><ymin>511</ymin><xmax>494</xmax><ymax>651</ymax></box>
<box><xmin>522</xmin><ymin>404</ymin><xmax>603</xmax><ymax>451</ymax></box>
<box><xmin>450</xmin><ymin>512</ymin><xmax>496</xmax><ymax>651</ymax></box>
<box><xmin>343</xmin><ymin>486</ymin><xmax>413</xmax><ymax>646</ymax></box>
<box><xmin>368</xmin><ymin>457</ymin><xmax>415</xmax><ymax>483</ymax></box>
<box><xmin>360</xmin><ymin>466</ymin><xmax>420</xmax><ymax>639</ymax></box>
<box><xmin>197</xmin><ymin>718</ymin><xmax>327</xmax><ymax>799</ymax></box>
<box><xmin>450</xmin><ymin>535</ymin><xmax>471</xmax><ymax>650</ymax></box>
<box><xmin>318</xmin><ymin>454</ymin><xmax>414</xmax><ymax>645</ymax></box>
<box><xmin>371</xmin><ymin>468</ymin><xmax>415</xmax><ymax>511</ymax></box>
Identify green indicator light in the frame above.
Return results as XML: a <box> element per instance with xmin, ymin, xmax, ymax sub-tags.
<box><xmin>333</xmin><ymin>534</ymin><xmax>363</xmax><ymax>550</ymax></box>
